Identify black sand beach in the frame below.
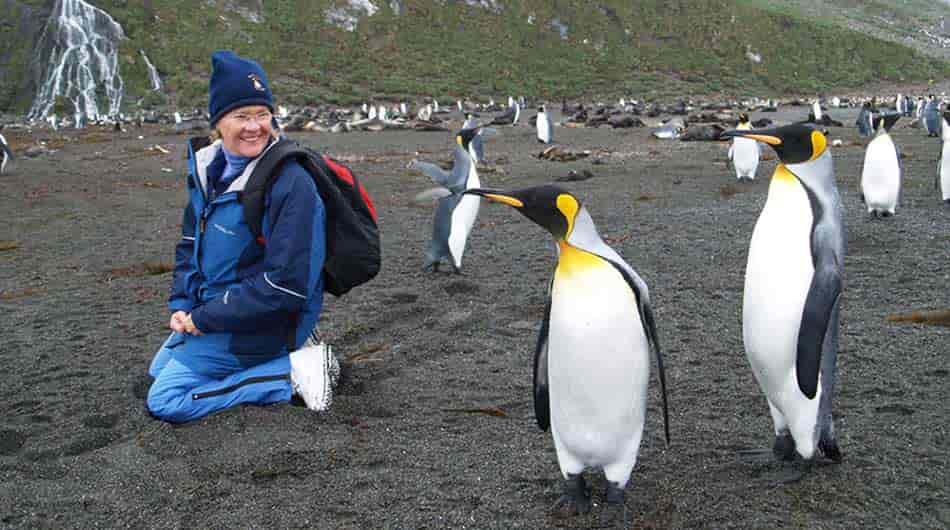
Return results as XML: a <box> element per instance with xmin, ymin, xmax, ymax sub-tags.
<box><xmin>0</xmin><ymin>107</ymin><xmax>947</xmax><ymax>528</ymax></box>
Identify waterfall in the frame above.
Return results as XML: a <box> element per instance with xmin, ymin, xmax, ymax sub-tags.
<box><xmin>28</xmin><ymin>0</ymin><xmax>126</xmax><ymax>126</ymax></box>
<box><xmin>139</xmin><ymin>49</ymin><xmax>162</xmax><ymax>91</ymax></box>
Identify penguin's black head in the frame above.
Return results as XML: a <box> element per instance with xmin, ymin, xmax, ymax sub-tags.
<box><xmin>456</xmin><ymin>127</ymin><xmax>479</xmax><ymax>148</ymax></box>
<box><xmin>463</xmin><ymin>185</ymin><xmax>578</xmax><ymax>240</ymax></box>
<box><xmin>738</xmin><ymin>112</ymin><xmax>750</xmax><ymax>124</ymax></box>
<box><xmin>721</xmin><ymin>123</ymin><xmax>827</xmax><ymax>164</ymax></box>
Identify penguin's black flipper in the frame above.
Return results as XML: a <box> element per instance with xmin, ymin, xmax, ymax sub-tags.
<box><xmin>638</xmin><ymin>289</ymin><xmax>671</xmax><ymax>445</ymax></box>
<box><xmin>533</xmin><ymin>293</ymin><xmax>552</xmax><ymax>431</ymax></box>
<box><xmin>797</xmin><ymin>183</ymin><xmax>844</xmax><ymax>400</ymax></box>
<box><xmin>607</xmin><ymin>261</ymin><xmax>670</xmax><ymax>445</ymax></box>
<box><xmin>797</xmin><ymin>280</ymin><xmax>840</xmax><ymax>400</ymax></box>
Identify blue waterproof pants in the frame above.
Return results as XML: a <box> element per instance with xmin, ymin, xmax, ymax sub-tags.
<box><xmin>147</xmin><ymin>333</ymin><xmax>294</xmax><ymax>423</ymax></box>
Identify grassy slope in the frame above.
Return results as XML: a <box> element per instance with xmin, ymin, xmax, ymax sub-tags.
<box><xmin>9</xmin><ymin>0</ymin><xmax>950</xmax><ymax>112</ymax></box>
<box><xmin>749</xmin><ymin>0</ymin><xmax>950</xmax><ymax>59</ymax></box>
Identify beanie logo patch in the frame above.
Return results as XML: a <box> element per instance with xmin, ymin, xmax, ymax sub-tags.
<box><xmin>248</xmin><ymin>73</ymin><xmax>266</xmax><ymax>92</ymax></box>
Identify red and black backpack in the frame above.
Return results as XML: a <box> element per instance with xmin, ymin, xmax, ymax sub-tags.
<box><xmin>241</xmin><ymin>138</ymin><xmax>380</xmax><ymax>296</ymax></box>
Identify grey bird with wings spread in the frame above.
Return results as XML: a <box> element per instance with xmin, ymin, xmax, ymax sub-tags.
<box><xmin>409</xmin><ymin>127</ymin><xmax>495</xmax><ymax>273</ymax></box>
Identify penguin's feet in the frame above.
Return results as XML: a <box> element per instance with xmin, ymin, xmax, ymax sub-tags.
<box><xmin>599</xmin><ymin>482</ymin><xmax>628</xmax><ymax>528</ymax></box>
<box><xmin>818</xmin><ymin>438</ymin><xmax>843</xmax><ymax>463</ymax></box>
<box><xmin>451</xmin><ymin>265</ymin><xmax>464</xmax><ymax>275</ymax></box>
<box><xmin>551</xmin><ymin>473</ymin><xmax>591</xmax><ymax>519</ymax></box>
<box><xmin>772</xmin><ymin>432</ymin><xmax>798</xmax><ymax>462</ymax></box>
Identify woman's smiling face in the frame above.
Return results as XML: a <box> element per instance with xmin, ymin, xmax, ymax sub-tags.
<box><xmin>218</xmin><ymin>105</ymin><xmax>273</xmax><ymax>157</ymax></box>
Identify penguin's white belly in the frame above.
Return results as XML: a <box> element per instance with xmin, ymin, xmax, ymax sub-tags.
<box><xmin>548</xmin><ymin>260</ymin><xmax>649</xmax><ymax>467</ymax></box>
<box><xmin>733</xmin><ymin>137</ymin><xmax>760</xmax><ymax>178</ymax></box>
<box><xmin>743</xmin><ymin>173</ymin><xmax>815</xmax><ymax>408</ymax></box>
<box><xmin>447</xmin><ymin>171</ymin><xmax>481</xmax><ymax>267</ymax></box>
<box><xmin>941</xmin><ymin>144</ymin><xmax>950</xmax><ymax>200</ymax></box>
<box><xmin>537</xmin><ymin>115</ymin><xmax>551</xmax><ymax>143</ymax></box>
<box><xmin>861</xmin><ymin>135</ymin><xmax>901</xmax><ymax>211</ymax></box>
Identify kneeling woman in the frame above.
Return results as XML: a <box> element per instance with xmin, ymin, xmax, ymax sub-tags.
<box><xmin>147</xmin><ymin>51</ymin><xmax>333</xmax><ymax>423</ymax></box>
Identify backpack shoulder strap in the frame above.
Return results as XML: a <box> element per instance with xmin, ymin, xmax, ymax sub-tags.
<box><xmin>242</xmin><ymin>139</ymin><xmax>308</xmax><ymax>242</ymax></box>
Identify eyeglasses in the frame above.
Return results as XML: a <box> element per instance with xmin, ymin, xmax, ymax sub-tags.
<box><xmin>227</xmin><ymin>111</ymin><xmax>273</xmax><ymax>125</ymax></box>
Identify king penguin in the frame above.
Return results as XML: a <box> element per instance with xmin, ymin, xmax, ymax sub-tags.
<box><xmin>938</xmin><ymin>116</ymin><xmax>950</xmax><ymax>204</ymax></box>
<box><xmin>722</xmin><ymin>124</ymin><xmax>845</xmax><ymax>482</ymax></box>
<box><xmin>410</xmin><ymin>127</ymin><xmax>495</xmax><ymax>273</ymax></box>
<box><xmin>536</xmin><ymin>105</ymin><xmax>552</xmax><ymax>144</ymax></box>
<box><xmin>861</xmin><ymin>117</ymin><xmax>902</xmax><ymax>217</ymax></box>
<box><xmin>464</xmin><ymin>185</ymin><xmax>670</xmax><ymax>525</ymax></box>
<box><xmin>727</xmin><ymin>113</ymin><xmax>760</xmax><ymax>181</ymax></box>
<box><xmin>923</xmin><ymin>96</ymin><xmax>940</xmax><ymax>137</ymax></box>
<box><xmin>0</xmin><ymin>132</ymin><xmax>12</xmax><ymax>175</ymax></box>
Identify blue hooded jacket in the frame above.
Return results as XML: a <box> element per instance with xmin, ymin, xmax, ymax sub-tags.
<box><xmin>167</xmin><ymin>137</ymin><xmax>326</xmax><ymax>372</ymax></box>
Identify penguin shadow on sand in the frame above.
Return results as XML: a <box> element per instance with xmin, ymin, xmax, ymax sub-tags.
<box><xmin>464</xmin><ymin>185</ymin><xmax>670</xmax><ymax>528</ymax></box>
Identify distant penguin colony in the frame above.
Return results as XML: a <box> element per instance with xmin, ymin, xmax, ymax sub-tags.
<box><xmin>725</xmin><ymin>124</ymin><xmax>844</xmax><ymax>482</ymax></box>
<box><xmin>861</xmin><ymin>118</ymin><xmax>902</xmax><ymax>217</ymax></box>
<box><xmin>464</xmin><ymin>185</ymin><xmax>669</xmax><ymax>526</ymax></box>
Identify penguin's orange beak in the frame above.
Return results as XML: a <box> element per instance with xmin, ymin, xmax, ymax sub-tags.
<box><xmin>722</xmin><ymin>131</ymin><xmax>782</xmax><ymax>145</ymax></box>
<box><xmin>464</xmin><ymin>188</ymin><xmax>524</xmax><ymax>208</ymax></box>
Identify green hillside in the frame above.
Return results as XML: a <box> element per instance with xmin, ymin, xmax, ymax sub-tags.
<box><xmin>4</xmin><ymin>0</ymin><xmax>950</xmax><ymax>113</ymax></box>
<box><xmin>749</xmin><ymin>0</ymin><xmax>950</xmax><ymax>60</ymax></box>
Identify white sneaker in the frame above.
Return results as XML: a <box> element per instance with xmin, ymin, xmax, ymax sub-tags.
<box><xmin>289</xmin><ymin>342</ymin><xmax>333</xmax><ymax>411</ymax></box>
<box><xmin>304</xmin><ymin>336</ymin><xmax>340</xmax><ymax>389</ymax></box>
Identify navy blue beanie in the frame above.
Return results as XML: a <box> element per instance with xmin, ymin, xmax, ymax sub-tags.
<box><xmin>208</xmin><ymin>50</ymin><xmax>274</xmax><ymax>127</ymax></box>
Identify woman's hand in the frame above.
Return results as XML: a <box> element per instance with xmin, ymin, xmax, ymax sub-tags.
<box><xmin>169</xmin><ymin>311</ymin><xmax>188</xmax><ymax>333</ymax></box>
<box><xmin>183</xmin><ymin>313</ymin><xmax>203</xmax><ymax>336</ymax></box>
